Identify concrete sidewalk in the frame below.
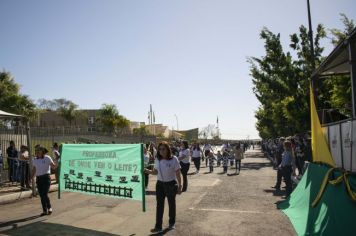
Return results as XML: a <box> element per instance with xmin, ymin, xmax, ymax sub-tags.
<box><xmin>0</xmin><ymin>149</ymin><xmax>295</xmax><ymax>236</ymax></box>
<box><xmin>0</xmin><ymin>175</ymin><xmax>57</xmax><ymax>205</ymax></box>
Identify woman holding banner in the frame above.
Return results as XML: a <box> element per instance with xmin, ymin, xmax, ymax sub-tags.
<box><xmin>31</xmin><ymin>146</ymin><xmax>57</xmax><ymax>216</ymax></box>
<box><xmin>144</xmin><ymin>141</ymin><xmax>182</xmax><ymax>233</ymax></box>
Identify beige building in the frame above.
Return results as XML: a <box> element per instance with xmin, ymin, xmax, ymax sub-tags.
<box><xmin>31</xmin><ymin>110</ymin><xmax>144</xmax><ymax>133</ymax></box>
<box><xmin>146</xmin><ymin>124</ymin><xmax>170</xmax><ymax>138</ymax></box>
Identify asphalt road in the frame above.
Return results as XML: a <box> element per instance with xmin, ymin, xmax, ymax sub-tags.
<box><xmin>0</xmin><ymin>148</ymin><xmax>295</xmax><ymax>236</ymax></box>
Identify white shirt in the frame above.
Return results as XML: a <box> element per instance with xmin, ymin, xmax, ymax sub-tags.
<box><xmin>20</xmin><ymin>150</ymin><xmax>29</xmax><ymax>160</ymax></box>
<box><xmin>52</xmin><ymin>150</ymin><xmax>60</xmax><ymax>164</ymax></box>
<box><xmin>191</xmin><ymin>149</ymin><xmax>201</xmax><ymax>158</ymax></box>
<box><xmin>203</xmin><ymin>144</ymin><xmax>212</xmax><ymax>151</ymax></box>
<box><xmin>154</xmin><ymin>156</ymin><xmax>181</xmax><ymax>182</ymax></box>
<box><xmin>33</xmin><ymin>155</ymin><xmax>54</xmax><ymax>176</ymax></box>
<box><xmin>144</xmin><ymin>153</ymin><xmax>150</xmax><ymax>165</ymax></box>
<box><xmin>179</xmin><ymin>148</ymin><xmax>190</xmax><ymax>163</ymax></box>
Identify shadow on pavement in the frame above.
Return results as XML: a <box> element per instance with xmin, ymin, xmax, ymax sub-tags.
<box><xmin>227</xmin><ymin>173</ymin><xmax>240</xmax><ymax>176</ymax></box>
<box><xmin>149</xmin><ymin>227</ymin><xmax>174</xmax><ymax>236</ymax></box>
<box><xmin>3</xmin><ymin>222</ymin><xmax>120</xmax><ymax>236</ymax></box>
<box><xmin>217</xmin><ymin>172</ymin><xmax>227</xmax><ymax>175</ymax></box>
<box><xmin>0</xmin><ymin>215</ymin><xmax>42</xmax><ymax>228</ymax></box>
<box><xmin>145</xmin><ymin>190</ymin><xmax>156</xmax><ymax>195</ymax></box>
<box><xmin>240</xmin><ymin>162</ymin><xmax>272</xmax><ymax>170</ymax></box>
<box><xmin>263</xmin><ymin>189</ymin><xmax>285</xmax><ymax>196</ymax></box>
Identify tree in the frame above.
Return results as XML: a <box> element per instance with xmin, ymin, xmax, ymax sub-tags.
<box><xmin>250</xmin><ymin>23</ymin><xmax>326</xmax><ymax>138</ymax></box>
<box><xmin>250</xmin><ymin>14</ymin><xmax>355</xmax><ymax>139</ymax></box>
<box><xmin>326</xmin><ymin>14</ymin><xmax>355</xmax><ymax>117</ymax></box>
<box><xmin>199</xmin><ymin>124</ymin><xmax>218</xmax><ymax>139</ymax></box>
<box><xmin>58</xmin><ymin>102</ymin><xmax>79</xmax><ymax>127</ymax></box>
<box><xmin>133</xmin><ymin>125</ymin><xmax>149</xmax><ymax>136</ymax></box>
<box><xmin>98</xmin><ymin>104</ymin><xmax>130</xmax><ymax>135</ymax></box>
<box><xmin>0</xmin><ymin>70</ymin><xmax>38</xmax><ymax>121</ymax></box>
<box><xmin>329</xmin><ymin>14</ymin><xmax>355</xmax><ymax>46</ymax></box>
<box><xmin>37</xmin><ymin>98</ymin><xmax>76</xmax><ymax>111</ymax></box>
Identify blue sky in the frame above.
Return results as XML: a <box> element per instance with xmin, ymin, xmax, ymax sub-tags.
<box><xmin>0</xmin><ymin>0</ymin><xmax>355</xmax><ymax>139</ymax></box>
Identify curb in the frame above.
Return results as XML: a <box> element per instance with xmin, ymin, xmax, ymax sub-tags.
<box><xmin>0</xmin><ymin>184</ymin><xmax>58</xmax><ymax>205</ymax></box>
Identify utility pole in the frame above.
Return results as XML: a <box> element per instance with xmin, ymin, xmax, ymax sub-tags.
<box><xmin>307</xmin><ymin>0</ymin><xmax>315</xmax><ymax>71</ymax></box>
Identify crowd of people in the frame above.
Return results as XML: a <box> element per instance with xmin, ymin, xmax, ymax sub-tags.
<box><xmin>1</xmin><ymin>139</ymin><xmax>254</xmax><ymax>232</ymax></box>
<box><xmin>0</xmin><ymin>141</ymin><xmax>60</xmax><ymax>216</ymax></box>
<box><xmin>262</xmin><ymin>135</ymin><xmax>311</xmax><ymax>198</ymax></box>
<box><xmin>143</xmin><ymin>140</ymin><xmax>251</xmax><ymax>233</ymax></box>
<box><xmin>0</xmin><ymin>141</ymin><xmax>61</xmax><ymax>190</ymax></box>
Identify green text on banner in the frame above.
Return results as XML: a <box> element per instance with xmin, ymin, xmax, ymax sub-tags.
<box><xmin>59</xmin><ymin>144</ymin><xmax>145</xmax><ymax>211</ymax></box>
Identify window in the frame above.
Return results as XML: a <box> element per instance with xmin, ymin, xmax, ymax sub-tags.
<box><xmin>88</xmin><ymin>117</ymin><xmax>95</xmax><ymax>125</ymax></box>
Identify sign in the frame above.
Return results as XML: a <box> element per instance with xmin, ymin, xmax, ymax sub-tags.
<box><xmin>59</xmin><ymin>144</ymin><xmax>145</xmax><ymax>211</ymax></box>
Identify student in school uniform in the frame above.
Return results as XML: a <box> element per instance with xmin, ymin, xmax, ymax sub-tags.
<box><xmin>217</xmin><ymin>151</ymin><xmax>222</xmax><ymax>167</ymax></box>
<box><xmin>144</xmin><ymin>142</ymin><xmax>182</xmax><ymax>233</ymax></box>
<box><xmin>190</xmin><ymin>143</ymin><xmax>202</xmax><ymax>174</ymax></box>
<box><xmin>144</xmin><ymin>146</ymin><xmax>152</xmax><ymax>188</ymax></box>
<box><xmin>31</xmin><ymin>146</ymin><xmax>56</xmax><ymax>216</ymax></box>
<box><xmin>233</xmin><ymin>144</ymin><xmax>244</xmax><ymax>174</ymax></box>
<box><xmin>178</xmin><ymin>141</ymin><xmax>190</xmax><ymax>192</ymax></box>
<box><xmin>222</xmin><ymin>151</ymin><xmax>229</xmax><ymax>173</ymax></box>
<box><xmin>203</xmin><ymin>143</ymin><xmax>213</xmax><ymax>167</ymax></box>
<box><xmin>207</xmin><ymin>152</ymin><xmax>216</xmax><ymax>173</ymax></box>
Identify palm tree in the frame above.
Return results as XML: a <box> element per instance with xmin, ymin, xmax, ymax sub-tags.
<box><xmin>98</xmin><ymin>104</ymin><xmax>130</xmax><ymax>134</ymax></box>
<box><xmin>58</xmin><ymin>103</ymin><xmax>78</xmax><ymax>127</ymax></box>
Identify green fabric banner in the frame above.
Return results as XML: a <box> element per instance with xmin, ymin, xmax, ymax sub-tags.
<box><xmin>59</xmin><ymin>144</ymin><xmax>145</xmax><ymax>211</ymax></box>
<box><xmin>278</xmin><ymin>163</ymin><xmax>356</xmax><ymax>235</ymax></box>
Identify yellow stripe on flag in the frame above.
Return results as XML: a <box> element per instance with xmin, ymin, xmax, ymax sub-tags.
<box><xmin>310</xmin><ymin>85</ymin><xmax>336</xmax><ymax>167</ymax></box>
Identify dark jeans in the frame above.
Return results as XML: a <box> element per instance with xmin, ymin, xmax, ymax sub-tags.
<box><xmin>36</xmin><ymin>174</ymin><xmax>52</xmax><ymax>212</ymax></box>
<box><xmin>20</xmin><ymin>162</ymin><xmax>30</xmax><ymax>188</ymax></box>
<box><xmin>145</xmin><ymin>173</ymin><xmax>149</xmax><ymax>188</ymax></box>
<box><xmin>192</xmin><ymin>158</ymin><xmax>200</xmax><ymax>171</ymax></box>
<box><xmin>296</xmin><ymin>157</ymin><xmax>305</xmax><ymax>175</ymax></box>
<box><xmin>180</xmin><ymin>162</ymin><xmax>190</xmax><ymax>192</ymax></box>
<box><xmin>275</xmin><ymin>166</ymin><xmax>292</xmax><ymax>195</ymax></box>
<box><xmin>155</xmin><ymin>180</ymin><xmax>177</xmax><ymax>229</ymax></box>
<box><xmin>282</xmin><ymin>166</ymin><xmax>293</xmax><ymax>196</ymax></box>
<box><xmin>223</xmin><ymin>166</ymin><xmax>228</xmax><ymax>172</ymax></box>
<box><xmin>209</xmin><ymin>165</ymin><xmax>214</xmax><ymax>172</ymax></box>
<box><xmin>275</xmin><ymin>168</ymin><xmax>282</xmax><ymax>189</ymax></box>
<box><xmin>7</xmin><ymin>158</ymin><xmax>17</xmax><ymax>182</ymax></box>
<box><xmin>235</xmin><ymin>160</ymin><xmax>241</xmax><ymax>172</ymax></box>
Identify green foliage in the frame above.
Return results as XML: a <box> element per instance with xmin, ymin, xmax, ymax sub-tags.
<box><xmin>251</xmin><ymin>15</ymin><xmax>354</xmax><ymax>139</ymax></box>
<box><xmin>98</xmin><ymin>104</ymin><xmax>130</xmax><ymax>134</ymax></box>
<box><xmin>133</xmin><ymin>125</ymin><xmax>149</xmax><ymax>136</ymax></box>
<box><xmin>58</xmin><ymin>101</ymin><xmax>79</xmax><ymax>126</ymax></box>
<box><xmin>250</xmin><ymin>24</ymin><xmax>325</xmax><ymax>138</ymax></box>
<box><xmin>0</xmin><ymin>70</ymin><xmax>38</xmax><ymax>121</ymax></box>
<box><xmin>329</xmin><ymin>14</ymin><xmax>355</xmax><ymax>46</ymax></box>
<box><xmin>37</xmin><ymin>98</ymin><xmax>75</xmax><ymax>111</ymax></box>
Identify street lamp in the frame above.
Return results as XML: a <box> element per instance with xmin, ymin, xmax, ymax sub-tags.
<box><xmin>174</xmin><ymin>114</ymin><xmax>179</xmax><ymax>131</ymax></box>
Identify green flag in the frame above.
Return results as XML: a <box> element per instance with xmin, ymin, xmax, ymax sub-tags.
<box><xmin>59</xmin><ymin>144</ymin><xmax>145</xmax><ymax>211</ymax></box>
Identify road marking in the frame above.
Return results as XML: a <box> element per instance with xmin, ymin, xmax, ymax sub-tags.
<box><xmin>189</xmin><ymin>208</ymin><xmax>269</xmax><ymax>214</ymax></box>
<box><xmin>211</xmin><ymin>179</ymin><xmax>221</xmax><ymax>186</ymax></box>
<box><xmin>189</xmin><ymin>192</ymin><xmax>207</xmax><ymax>209</ymax></box>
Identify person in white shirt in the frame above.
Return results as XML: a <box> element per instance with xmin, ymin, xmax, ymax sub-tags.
<box><xmin>191</xmin><ymin>143</ymin><xmax>201</xmax><ymax>173</ymax></box>
<box><xmin>52</xmin><ymin>143</ymin><xmax>60</xmax><ymax>184</ymax></box>
<box><xmin>31</xmin><ymin>146</ymin><xmax>56</xmax><ymax>216</ymax></box>
<box><xmin>144</xmin><ymin>141</ymin><xmax>182</xmax><ymax>233</ymax></box>
<box><xmin>19</xmin><ymin>145</ymin><xmax>30</xmax><ymax>189</ymax></box>
<box><xmin>203</xmin><ymin>143</ymin><xmax>213</xmax><ymax>167</ymax></box>
<box><xmin>178</xmin><ymin>141</ymin><xmax>190</xmax><ymax>192</ymax></box>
